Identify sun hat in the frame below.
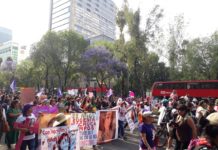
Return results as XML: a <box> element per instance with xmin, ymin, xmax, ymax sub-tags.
<box><xmin>206</xmin><ymin>112</ymin><xmax>218</xmax><ymax>126</ymax></box>
<box><xmin>52</xmin><ymin>113</ymin><xmax>70</xmax><ymax>127</ymax></box>
<box><xmin>117</xmin><ymin>98</ymin><xmax>123</xmax><ymax>105</ymax></box>
<box><xmin>142</xmin><ymin>110</ymin><xmax>156</xmax><ymax>118</ymax></box>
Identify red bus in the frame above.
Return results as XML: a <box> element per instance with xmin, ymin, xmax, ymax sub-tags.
<box><xmin>151</xmin><ymin>80</ymin><xmax>218</xmax><ymax>98</ymax></box>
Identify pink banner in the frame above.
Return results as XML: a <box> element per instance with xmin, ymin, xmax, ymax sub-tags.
<box><xmin>32</xmin><ymin>106</ymin><xmax>58</xmax><ymax>117</ymax></box>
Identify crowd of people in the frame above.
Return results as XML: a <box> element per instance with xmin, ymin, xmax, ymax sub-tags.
<box><xmin>0</xmin><ymin>90</ymin><xmax>218</xmax><ymax>150</ymax></box>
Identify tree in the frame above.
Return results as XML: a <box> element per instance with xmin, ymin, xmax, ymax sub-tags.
<box><xmin>0</xmin><ymin>57</ymin><xmax>2</xmax><ymax>67</ymax></box>
<box><xmin>56</xmin><ymin>30</ymin><xmax>88</xmax><ymax>89</ymax></box>
<box><xmin>122</xmin><ymin>4</ymin><xmax>163</xmax><ymax>96</ymax></box>
<box><xmin>31</xmin><ymin>30</ymin><xmax>88</xmax><ymax>90</ymax></box>
<box><xmin>167</xmin><ymin>15</ymin><xmax>186</xmax><ymax>80</ymax></box>
<box><xmin>80</xmin><ymin>47</ymin><xmax>126</xmax><ymax>88</ymax></box>
<box><xmin>31</xmin><ymin>32</ymin><xmax>58</xmax><ymax>90</ymax></box>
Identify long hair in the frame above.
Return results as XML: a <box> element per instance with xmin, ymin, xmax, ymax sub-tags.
<box><xmin>10</xmin><ymin>100</ymin><xmax>19</xmax><ymax>109</ymax></box>
<box><xmin>58</xmin><ymin>133</ymin><xmax>70</xmax><ymax>150</ymax></box>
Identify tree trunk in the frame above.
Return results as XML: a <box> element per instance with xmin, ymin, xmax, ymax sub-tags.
<box><xmin>45</xmin><ymin>66</ymin><xmax>49</xmax><ymax>91</ymax></box>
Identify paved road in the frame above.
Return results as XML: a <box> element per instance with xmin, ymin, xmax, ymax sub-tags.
<box><xmin>99</xmin><ymin>139</ymin><xmax>138</xmax><ymax>150</ymax></box>
<box><xmin>0</xmin><ymin>129</ymin><xmax>167</xmax><ymax>150</ymax></box>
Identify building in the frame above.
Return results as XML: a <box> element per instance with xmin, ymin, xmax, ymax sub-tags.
<box><xmin>0</xmin><ymin>41</ymin><xmax>19</xmax><ymax>64</ymax></box>
<box><xmin>49</xmin><ymin>0</ymin><xmax>116</xmax><ymax>40</ymax></box>
<box><xmin>0</xmin><ymin>27</ymin><xmax>12</xmax><ymax>43</ymax></box>
<box><xmin>87</xmin><ymin>34</ymin><xmax>114</xmax><ymax>44</ymax></box>
<box><xmin>17</xmin><ymin>45</ymin><xmax>29</xmax><ymax>64</ymax></box>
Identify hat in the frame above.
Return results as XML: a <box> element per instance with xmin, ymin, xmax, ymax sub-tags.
<box><xmin>42</xmin><ymin>99</ymin><xmax>50</xmax><ymax>103</ymax></box>
<box><xmin>206</xmin><ymin>112</ymin><xmax>218</xmax><ymax>125</ymax></box>
<box><xmin>162</xmin><ymin>99</ymin><xmax>169</xmax><ymax>104</ymax></box>
<box><xmin>132</xmin><ymin>101</ymin><xmax>136</xmax><ymax>106</ymax></box>
<box><xmin>192</xmin><ymin>98</ymin><xmax>198</xmax><ymax>102</ymax></box>
<box><xmin>22</xmin><ymin>104</ymin><xmax>33</xmax><ymax>116</ymax></box>
<box><xmin>52</xmin><ymin>113</ymin><xmax>70</xmax><ymax>127</ymax></box>
<box><xmin>117</xmin><ymin>98</ymin><xmax>123</xmax><ymax>105</ymax></box>
<box><xmin>142</xmin><ymin>110</ymin><xmax>156</xmax><ymax>118</ymax></box>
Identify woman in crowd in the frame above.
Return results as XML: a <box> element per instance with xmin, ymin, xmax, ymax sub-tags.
<box><xmin>174</xmin><ymin>104</ymin><xmax>197</xmax><ymax>150</ymax></box>
<box><xmin>0</xmin><ymin>104</ymin><xmax>6</xmax><ymax>141</ymax></box>
<box><xmin>202</xmin><ymin>112</ymin><xmax>218</xmax><ymax>148</ymax></box>
<box><xmin>139</xmin><ymin>110</ymin><xmax>156</xmax><ymax>150</ymax></box>
<box><xmin>117</xmin><ymin>99</ymin><xmax>127</xmax><ymax>140</ymax></box>
<box><xmin>5</xmin><ymin>100</ymin><xmax>21</xmax><ymax>149</ymax></box>
<box><xmin>188</xmin><ymin>112</ymin><xmax>218</xmax><ymax>149</ymax></box>
<box><xmin>15</xmin><ymin>104</ymin><xmax>37</xmax><ymax>150</ymax></box>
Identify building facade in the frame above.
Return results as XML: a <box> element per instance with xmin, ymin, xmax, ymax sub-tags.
<box><xmin>49</xmin><ymin>0</ymin><xmax>116</xmax><ymax>40</ymax></box>
<box><xmin>0</xmin><ymin>41</ymin><xmax>19</xmax><ymax>64</ymax></box>
<box><xmin>0</xmin><ymin>27</ymin><xmax>12</xmax><ymax>43</ymax></box>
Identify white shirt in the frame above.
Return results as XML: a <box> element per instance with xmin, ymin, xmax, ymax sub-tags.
<box><xmin>157</xmin><ymin>106</ymin><xmax>166</xmax><ymax>126</ymax></box>
<box><xmin>118</xmin><ymin>106</ymin><xmax>127</xmax><ymax>121</ymax></box>
<box><xmin>16</xmin><ymin>113</ymin><xmax>36</xmax><ymax>140</ymax></box>
<box><xmin>196</xmin><ymin>106</ymin><xmax>207</xmax><ymax>120</ymax></box>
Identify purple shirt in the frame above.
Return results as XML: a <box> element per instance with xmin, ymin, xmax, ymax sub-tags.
<box><xmin>139</xmin><ymin>123</ymin><xmax>155</xmax><ymax>149</ymax></box>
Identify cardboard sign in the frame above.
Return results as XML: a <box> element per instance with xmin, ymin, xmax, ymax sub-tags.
<box><xmin>41</xmin><ymin>125</ymin><xmax>80</xmax><ymax>150</ymax></box>
<box><xmin>125</xmin><ymin>107</ymin><xmax>138</xmax><ymax>133</ymax></box>
<box><xmin>97</xmin><ymin>110</ymin><xmax>118</xmax><ymax>144</ymax></box>
<box><xmin>71</xmin><ymin>113</ymin><xmax>98</xmax><ymax>146</ymax></box>
<box><xmin>20</xmin><ymin>87</ymin><xmax>35</xmax><ymax>105</ymax></box>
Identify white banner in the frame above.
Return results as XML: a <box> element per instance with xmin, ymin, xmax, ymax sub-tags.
<box><xmin>41</xmin><ymin>125</ymin><xmax>79</xmax><ymax>150</ymax></box>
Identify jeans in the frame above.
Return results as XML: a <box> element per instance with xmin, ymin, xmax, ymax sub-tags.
<box><xmin>21</xmin><ymin>138</ymin><xmax>35</xmax><ymax>150</ymax></box>
<box><xmin>118</xmin><ymin>120</ymin><xmax>124</xmax><ymax>138</ymax></box>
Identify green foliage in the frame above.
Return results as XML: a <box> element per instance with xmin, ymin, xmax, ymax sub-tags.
<box><xmin>30</xmin><ymin>30</ymin><xmax>88</xmax><ymax>89</ymax></box>
<box><xmin>1</xmin><ymin>0</ymin><xmax>217</xmax><ymax>96</ymax></box>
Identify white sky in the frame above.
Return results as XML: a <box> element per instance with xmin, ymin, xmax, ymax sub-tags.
<box><xmin>0</xmin><ymin>0</ymin><xmax>218</xmax><ymax>46</ymax></box>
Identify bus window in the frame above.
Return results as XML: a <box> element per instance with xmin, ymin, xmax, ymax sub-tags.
<box><xmin>174</xmin><ymin>83</ymin><xmax>186</xmax><ymax>89</ymax></box>
<box><xmin>188</xmin><ymin>82</ymin><xmax>199</xmax><ymax>89</ymax></box>
<box><xmin>200</xmin><ymin>82</ymin><xmax>218</xmax><ymax>89</ymax></box>
<box><xmin>154</xmin><ymin>83</ymin><xmax>163</xmax><ymax>89</ymax></box>
<box><xmin>214</xmin><ymin>82</ymin><xmax>218</xmax><ymax>89</ymax></box>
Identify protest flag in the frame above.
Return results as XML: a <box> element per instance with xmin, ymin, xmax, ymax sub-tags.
<box><xmin>10</xmin><ymin>80</ymin><xmax>16</xmax><ymax>93</ymax></box>
<box><xmin>106</xmin><ymin>89</ymin><xmax>113</xmax><ymax>97</ymax></box>
<box><xmin>57</xmin><ymin>88</ymin><xmax>63</xmax><ymax>97</ymax></box>
<box><xmin>129</xmin><ymin>91</ymin><xmax>135</xmax><ymax>98</ymax></box>
<box><xmin>36</xmin><ymin>88</ymin><xmax>44</xmax><ymax>97</ymax></box>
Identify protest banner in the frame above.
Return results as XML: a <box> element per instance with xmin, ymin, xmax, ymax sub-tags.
<box><xmin>68</xmin><ymin>89</ymin><xmax>78</xmax><ymax>96</ymax></box>
<box><xmin>20</xmin><ymin>87</ymin><xmax>35</xmax><ymax>105</ymax></box>
<box><xmin>32</xmin><ymin>106</ymin><xmax>58</xmax><ymax>117</ymax></box>
<box><xmin>41</xmin><ymin>125</ymin><xmax>80</xmax><ymax>150</ymax></box>
<box><xmin>97</xmin><ymin>110</ymin><xmax>118</xmax><ymax>144</ymax></box>
<box><xmin>71</xmin><ymin>113</ymin><xmax>98</xmax><ymax>146</ymax></box>
<box><xmin>125</xmin><ymin>107</ymin><xmax>138</xmax><ymax>133</ymax></box>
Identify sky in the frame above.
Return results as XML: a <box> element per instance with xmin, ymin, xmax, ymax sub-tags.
<box><xmin>0</xmin><ymin>0</ymin><xmax>218</xmax><ymax>47</ymax></box>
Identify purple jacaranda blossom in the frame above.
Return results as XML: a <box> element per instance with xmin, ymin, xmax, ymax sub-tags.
<box><xmin>80</xmin><ymin>47</ymin><xmax>127</xmax><ymax>81</ymax></box>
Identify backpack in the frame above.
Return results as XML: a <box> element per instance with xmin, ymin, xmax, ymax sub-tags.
<box><xmin>163</xmin><ymin>107</ymin><xmax>172</xmax><ymax>122</ymax></box>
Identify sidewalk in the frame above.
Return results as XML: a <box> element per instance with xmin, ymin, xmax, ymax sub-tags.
<box><xmin>0</xmin><ymin>144</ymin><xmax>7</xmax><ymax>150</ymax></box>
